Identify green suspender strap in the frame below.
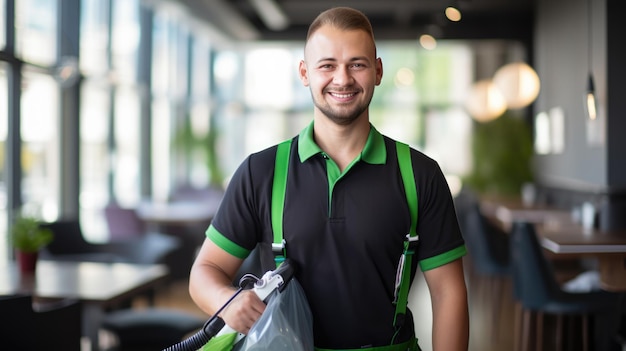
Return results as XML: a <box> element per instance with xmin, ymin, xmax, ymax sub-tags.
<box><xmin>271</xmin><ymin>139</ymin><xmax>292</xmax><ymax>266</ymax></box>
<box><xmin>392</xmin><ymin>141</ymin><xmax>419</xmax><ymax>336</ymax></box>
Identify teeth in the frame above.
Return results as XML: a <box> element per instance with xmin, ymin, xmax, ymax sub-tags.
<box><xmin>330</xmin><ymin>92</ymin><xmax>355</xmax><ymax>98</ymax></box>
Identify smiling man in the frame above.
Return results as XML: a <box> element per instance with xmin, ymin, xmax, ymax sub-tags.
<box><xmin>189</xmin><ymin>7</ymin><xmax>469</xmax><ymax>351</ymax></box>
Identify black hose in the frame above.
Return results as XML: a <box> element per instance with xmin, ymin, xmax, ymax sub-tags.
<box><xmin>161</xmin><ymin>274</ymin><xmax>259</xmax><ymax>351</ymax></box>
<box><xmin>162</xmin><ymin>317</ymin><xmax>225</xmax><ymax>351</ymax></box>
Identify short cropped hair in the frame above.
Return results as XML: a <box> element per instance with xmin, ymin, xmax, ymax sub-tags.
<box><xmin>306</xmin><ymin>7</ymin><xmax>375</xmax><ymax>43</ymax></box>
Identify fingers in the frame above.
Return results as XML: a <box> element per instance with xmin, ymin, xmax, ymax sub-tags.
<box><xmin>221</xmin><ymin>290</ymin><xmax>266</xmax><ymax>334</ymax></box>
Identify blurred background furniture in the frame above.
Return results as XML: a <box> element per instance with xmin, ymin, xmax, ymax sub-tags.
<box><xmin>510</xmin><ymin>221</ymin><xmax>622</xmax><ymax>351</ymax></box>
<box><xmin>39</xmin><ymin>219</ymin><xmax>182</xmax><ymax>287</ymax></box>
<box><xmin>99</xmin><ymin>242</ymin><xmax>263</xmax><ymax>351</ymax></box>
<box><xmin>40</xmin><ymin>219</ymin><xmax>180</xmax><ymax>264</ymax></box>
<box><xmin>0</xmin><ymin>294</ymin><xmax>82</xmax><ymax>351</ymax></box>
<box><xmin>101</xmin><ymin>308</ymin><xmax>205</xmax><ymax>351</ymax></box>
<box><xmin>136</xmin><ymin>186</ymin><xmax>224</xmax><ymax>281</ymax></box>
<box><xmin>104</xmin><ymin>202</ymin><xmax>147</xmax><ymax>241</ymax></box>
<box><xmin>0</xmin><ymin>260</ymin><xmax>169</xmax><ymax>350</ymax></box>
<box><xmin>459</xmin><ymin>197</ymin><xmax>511</xmax><ymax>346</ymax></box>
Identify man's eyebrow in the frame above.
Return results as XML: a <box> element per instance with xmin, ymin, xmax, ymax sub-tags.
<box><xmin>315</xmin><ymin>56</ymin><xmax>370</xmax><ymax>64</ymax></box>
<box><xmin>316</xmin><ymin>57</ymin><xmax>337</xmax><ymax>64</ymax></box>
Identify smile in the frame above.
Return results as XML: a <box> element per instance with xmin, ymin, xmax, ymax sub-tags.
<box><xmin>329</xmin><ymin>92</ymin><xmax>356</xmax><ymax>99</ymax></box>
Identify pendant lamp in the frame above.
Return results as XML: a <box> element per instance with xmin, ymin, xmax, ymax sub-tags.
<box><xmin>584</xmin><ymin>0</ymin><xmax>598</xmax><ymax>120</ymax></box>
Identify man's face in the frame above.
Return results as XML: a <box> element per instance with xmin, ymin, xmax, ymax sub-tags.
<box><xmin>299</xmin><ymin>25</ymin><xmax>382</xmax><ymax>126</ymax></box>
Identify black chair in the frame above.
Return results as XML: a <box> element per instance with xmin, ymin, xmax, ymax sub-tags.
<box><xmin>39</xmin><ymin>219</ymin><xmax>181</xmax><ymax>265</ymax></box>
<box><xmin>101</xmin><ymin>308</ymin><xmax>205</xmax><ymax>351</ymax></box>
<box><xmin>104</xmin><ymin>203</ymin><xmax>147</xmax><ymax>241</ymax></box>
<box><xmin>510</xmin><ymin>221</ymin><xmax>622</xmax><ymax>351</ymax></box>
<box><xmin>461</xmin><ymin>201</ymin><xmax>511</xmax><ymax>345</ymax></box>
<box><xmin>0</xmin><ymin>294</ymin><xmax>82</xmax><ymax>351</ymax></box>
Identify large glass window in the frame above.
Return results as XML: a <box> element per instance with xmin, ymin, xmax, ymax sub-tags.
<box><xmin>113</xmin><ymin>86</ymin><xmax>141</xmax><ymax>206</ymax></box>
<box><xmin>20</xmin><ymin>70</ymin><xmax>60</xmax><ymax>221</ymax></box>
<box><xmin>79</xmin><ymin>79</ymin><xmax>110</xmax><ymax>241</ymax></box>
<box><xmin>188</xmin><ymin>37</ymin><xmax>212</xmax><ymax>186</ymax></box>
<box><xmin>0</xmin><ymin>0</ymin><xmax>6</xmax><ymax>50</ymax></box>
<box><xmin>111</xmin><ymin>0</ymin><xmax>140</xmax><ymax>84</ymax></box>
<box><xmin>0</xmin><ymin>64</ymin><xmax>7</xmax><ymax>263</ymax></box>
<box><xmin>151</xmin><ymin>7</ymin><xmax>190</xmax><ymax>199</ymax></box>
<box><xmin>15</xmin><ymin>0</ymin><xmax>57</xmax><ymax>66</ymax></box>
<box><xmin>80</xmin><ymin>0</ymin><xmax>110</xmax><ymax>76</ymax></box>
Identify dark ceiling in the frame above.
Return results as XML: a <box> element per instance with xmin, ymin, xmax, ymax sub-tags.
<box><xmin>177</xmin><ymin>0</ymin><xmax>535</xmax><ymax>43</ymax></box>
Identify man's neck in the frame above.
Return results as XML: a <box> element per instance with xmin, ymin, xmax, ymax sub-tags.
<box><xmin>312</xmin><ymin>115</ymin><xmax>370</xmax><ymax>171</ymax></box>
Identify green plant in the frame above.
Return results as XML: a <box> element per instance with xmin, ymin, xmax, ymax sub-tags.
<box><xmin>11</xmin><ymin>216</ymin><xmax>54</xmax><ymax>252</ymax></box>
<box><xmin>464</xmin><ymin>112</ymin><xmax>534</xmax><ymax>196</ymax></box>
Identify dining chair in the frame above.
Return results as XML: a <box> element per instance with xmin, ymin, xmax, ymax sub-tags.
<box><xmin>461</xmin><ymin>200</ymin><xmax>511</xmax><ymax>345</ymax></box>
<box><xmin>39</xmin><ymin>219</ymin><xmax>181</xmax><ymax>265</ymax></box>
<box><xmin>104</xmin><ymin>202</ymin><xmax>147</xmax><ymax>241</ymax></box>
<box><xmin>0</xmin><ymin>294</ymin><xmax>82</xmax><ymax>351</ymax></box>
<box><xmin>101</xmin><ymin>308</ymin><xmax>205</xmax><ymax>351</ymax></box>
<box><xmin>510</xmin><ymin>221</ymin><xmax>622</xmax><ymax>351</ymax></box>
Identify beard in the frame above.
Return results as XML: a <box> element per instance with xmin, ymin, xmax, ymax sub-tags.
<box><xmin>311</xmin><ymin>88</ymin><xmax>372</xmax><ymax>126</ymax></box>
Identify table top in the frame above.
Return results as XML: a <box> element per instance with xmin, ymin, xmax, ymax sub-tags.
<box><xmin>537</xmin><ymin>223</ymin><xmax>626</xmax><ymax>254</ymax></box>
<box><xmin>480</xmin><ymin>196</ymin><xmax>626</xmax><ymax>254</ymax></box>
<box><xmin>478</xmin><ymin>196</ymin><xmax>626</xmax><ymax>291</ymax></box>
<box><xmin>136</xmin><ymin>199</ymin><xmax>221</xmax><ymax>224</ymax></box>
<box><xmin>0</xmin><ymin>260</ymin><xmax>169</xmax><ymax>306</ymax></box>
<box><xmin>480</xmin><ymin>196</ymin><xmax>572</xmax><ymax>228</ymax></box>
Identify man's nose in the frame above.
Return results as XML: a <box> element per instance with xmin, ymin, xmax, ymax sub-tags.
<box><xmin>333</xmin><ymin>66</ymin><xmax>354</xmax><ymax>85</ymax></box>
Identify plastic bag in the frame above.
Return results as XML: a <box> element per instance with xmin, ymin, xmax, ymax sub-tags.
<box><xmin>234</xmin><ymin>278</ymin><xmax>314</xmax><ymax>351</ymax></box>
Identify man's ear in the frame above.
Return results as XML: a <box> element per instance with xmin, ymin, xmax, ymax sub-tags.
<box><xmin>299</xmin><ymin>60</ymin><xmax>310</xmax><ymax>86</ymax></box>
<box><xmin>375</xmin><ymin>57</ymin><xmax>383</xmax><ymax>86</ymax></box>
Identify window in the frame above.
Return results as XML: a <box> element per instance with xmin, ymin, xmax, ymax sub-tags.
<box><xmin>0</xmin><ymin>64</ymin><xmax>7</xmax><ymax>263</ymax></box>
<box><xmin>15</xmin><ymin>0</ymin><xmax>57</xmax><ymax>66</ymax></box>
<box><xmin>20</xmin><ymin>70</ymin><xmax>60</xmax><ymax>221</ymax></box>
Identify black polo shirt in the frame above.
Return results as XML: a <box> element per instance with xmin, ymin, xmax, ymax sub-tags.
<box><xmin>207</xmin><ymin>122</ymin><xmax>466</xmax><ymax>349</ymax></box>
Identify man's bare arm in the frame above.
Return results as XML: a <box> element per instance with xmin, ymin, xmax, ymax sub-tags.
<box><xmin>189</xmin><ymin>239</ymin><xmax>266</xmax><ymax>334</ymax></box>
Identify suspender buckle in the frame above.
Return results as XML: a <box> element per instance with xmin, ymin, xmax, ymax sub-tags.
<box><xmin>271</xmin><ymin>239</ymin><xmax>285</xmax><ymax>253</ymax></box>
<box><xmin>405</xmin><ymin>233</ymin><xmax>419</xmax><ymax>252</ymax></box>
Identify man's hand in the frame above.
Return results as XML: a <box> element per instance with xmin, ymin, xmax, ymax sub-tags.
<box><xmin>220</xmin><ymin>289</ymin><xmax>267</xmax><ymax>334</ymax></box>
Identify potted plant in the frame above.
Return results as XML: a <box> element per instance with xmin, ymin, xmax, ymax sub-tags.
<box><xmin>11</xmin><ymin>215</ymin><xmax>54</xmax><ymax>274</ymax></box>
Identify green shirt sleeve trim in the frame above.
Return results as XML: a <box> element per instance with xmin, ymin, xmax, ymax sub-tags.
<box><xmin>419</xmin><ymin>245</ymin><xmax>467</xmax><ymax>271</ymax></box>
<box><xmin>206</xmin><ymin>225</ymin><xmax>250</xmax><ymax>259</ymax></box>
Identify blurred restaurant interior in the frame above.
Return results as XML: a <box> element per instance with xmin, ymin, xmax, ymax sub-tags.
<box><xmin>1</xmin><ymin>0</ymin><xmax>626</xmax><ymax>350</ymax></box>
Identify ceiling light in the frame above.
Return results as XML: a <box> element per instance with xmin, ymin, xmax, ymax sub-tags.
<box><xmin>493</xmin><ymin>62</ymin><xmax>541</xmax><ymax>109</ymax></box>
<box><xmin>445</xmin><ymin>6</ymin><xmax>462</xmax><ymax>22</ymax></box>
<box><xmin>465</xmin><ymin>80</ymin><xmax>507</xmax><ymax>122</ymax></box>
<box><xmin>584</xmin><ymin>0</ymin><xmax>598</xmax><ymax>121</ymax></box>
<box><xmin>419</xmin><ymin>34</ymin><xmax>437</xmax><ymax>50</ymax></box>
<box><xmin>585</xmin><ymin>74</ymin><xmax>598</xmax><ymax>120</ymax></box>
<box><xmin>248</xmin><ymin>0</ymin><xmax>289</xmax><ymax>31</ymax></box>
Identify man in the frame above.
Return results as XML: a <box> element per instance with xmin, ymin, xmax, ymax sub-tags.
<box><xmin>190</xmin><ymin>7</ymin><xmax>469</xmax><ymax>350</ymax></box>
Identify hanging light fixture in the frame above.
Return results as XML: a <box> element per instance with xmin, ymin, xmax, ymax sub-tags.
<box><xmin>493</xmin><ymin>62</ymin><xmax>541</xmax><ymax>109</ymax></box>
<box><xmin>445</xmin><ymin>1</ymin><xmax>462</xmax><ymax>22</ymax></box>
<box><xmin>584</xmin><ymin>0</ymin><xmax>598</xmax><ymax>120</ymax></box>
<box><xmin>465</xmin><ymin>79</ymin><xmax>507</xmax><ymax>122</ymax></box>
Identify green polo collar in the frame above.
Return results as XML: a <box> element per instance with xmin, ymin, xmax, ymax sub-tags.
<box><xmin>297</xmin><ymin>121</ymin><xmax>387</xmax><ymax>164</ymax></box>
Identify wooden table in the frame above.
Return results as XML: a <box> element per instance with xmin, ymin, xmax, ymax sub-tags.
<box><xmin>480</xmin><ymin>197</ymin><xmax>626</xmax><ymax>292</ymax></box>
<box><xmin>480</xmin><ymin>196</ymin><xmax>572</xmax><ymax>230</ymax></box>
<box><xmin>136</xmin><ymin>199</ymin><xmax>221</xmax><ymax>227</ymax></box>
<box><xmin>0</xmin><ymin>260</ymin><xmax>169</xmax><ymax>351</ymax></box>
<box><xmin>537</xmin><ymin>223</ymin><xmax>626</xmax><ymax>291</ymax></box>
